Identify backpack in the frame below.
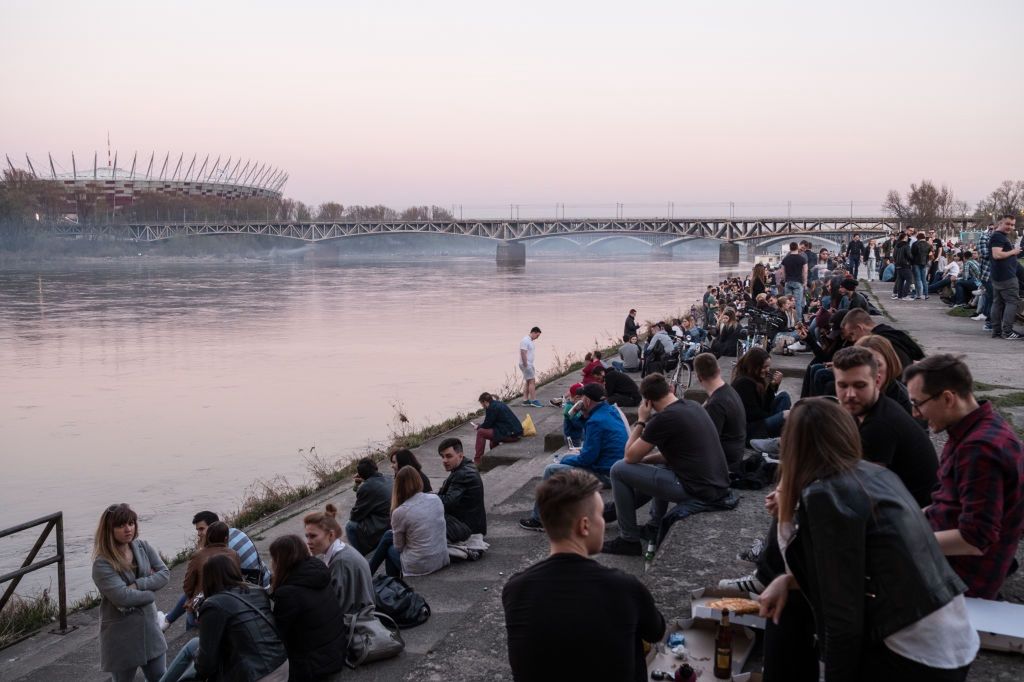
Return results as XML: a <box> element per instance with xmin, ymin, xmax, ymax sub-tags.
<box><xmin>372</xmin><ymin>575</ymin><xmax>431</xmax><ymax>629</ymax></box>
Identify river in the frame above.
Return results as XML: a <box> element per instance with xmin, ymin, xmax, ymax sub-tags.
<box><xmin>0</xmin><ymin>255</ymin><xmax>737</xmax><ymax>598</ymax></box>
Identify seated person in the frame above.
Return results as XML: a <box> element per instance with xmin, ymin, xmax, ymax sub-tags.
<box><xmin>693</xmin><ymin>353</ymin><xmax>747</xmax><ymax>473</ymax></box>
<box><xmin>732</xmin><ymin>347</ymin><xmax>791</xmax><ymax>440</ymax></box>
<box><xmin>928</xmin><ymin>253</ymin><xmax>962</xmax><ymax>294</ymax></box>
<box><xmin>562</xmin><ymin>383</ymin><xmax>586</xmax><ymax>445</ymax></box>
<box><xmin>603</xmin><ymin>374</ymin><xmax>731</xmax><ymax>555</ymax></box>
<box><xmin>437</xmin><ymin>437</ymin><xmax>487</xmax><ymax>540</ymax></box>
<box><xmin>163</xmin><ymin>511</ymin><xmax>268</xmax><ymax>631</ymax></box>
<box><xmin>503</xmin><ymin>469</ymin><xmax>665</xmax><ymax>682</ymax></box>
<box><xmin>369</xmin><ymin>467</ymin><xmax>449</xmax><ymax>577</ymax></box>
<box><xmin>581</xmin><ymin>351</ymin><xmax>604</xmax><ymax>385</ymax></box>
<box><xmin>345</xmin><ymin>457</ymin><xmax>392</xmax><ymax>556</ymax></box>
<box><xmin>303</xmin><ymin>504</ymin><xmax>375</xmax><ymax>617</ymax></box>
<box><xmin>474</xmin><ymin>392</ymin><xmax>524</xmax><ymax>464</ymax></box>
<box><xmin>519</xmin><ymin>383</ymin><xmax>628</xmax><ymax>531</ymax></box>
<box><xmin>592</xmin><ymin>365</ymin><xmax>641</xmax><ymax>407</ymax></box>
<box><xmin>710</xmin><ymin>308</ymin><xmax>742</xmax><ymax>358</ymax></box>
<box><xmin>840</xmin><ymin>308</ymin><xmax>924</xmax><ymax>370</ymax></box>
<box><xmin>643</xmin><ymin>323</ymin><xmax>675</xmax><ymax>375</ymax></box>
<box><xmin>881</xmin><ymin>256</ymin><xmax>895</xmax><ymax>281</ymax></box>
<box><xmin>836</xmin><ymin>278</ymin><xmax>869</xmax><ymax>311</ymax></box>
<box><xmin>180</xmin><ymin>522</ymin><xmax>240</xmax><ymax>630</ymax></box>
<box><xmin>389</xmin><ymin>448</ymin><xmax>432</xmax><ymax>493</ymax></box>
<box><xmin>953</xmin><ymin>251</ymin><xmax>981</xmax><ymax>306</ymax></box>
<box><xmin>619</xmin><ymin>336</ymin><xmax>643</xmax><ymax>372</ymax></box>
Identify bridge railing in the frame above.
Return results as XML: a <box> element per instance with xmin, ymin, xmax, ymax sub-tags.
<box><xmin>0</xmin><ymin>512</ymin><xmax>71</xmax><ymax>636</ymax></box>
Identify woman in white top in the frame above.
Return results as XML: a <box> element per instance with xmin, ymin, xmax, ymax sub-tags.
<box><xmin>369</xmin><ymin>467</ymin><xmax>449</xmax><ymax>577</ymax></box>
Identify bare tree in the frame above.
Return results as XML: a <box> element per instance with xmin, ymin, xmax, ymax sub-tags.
<box><xmin>975</xmin><ymin>180</ymin><xmax>1024</xmax><ymax>219</ymax></box>
<box><xmin>315</xmin><ymin>202</ymin><xmax>345</xmax><ymax>220</ymax></box>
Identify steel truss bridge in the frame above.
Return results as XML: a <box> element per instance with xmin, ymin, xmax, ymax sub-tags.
<box><xmin>46</xmin><ymin>216</ymin><xmax>982</xmax><ymax>264</ymax></box>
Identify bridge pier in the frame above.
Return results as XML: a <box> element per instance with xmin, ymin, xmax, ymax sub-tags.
<box><xmin>496</xmin><ymin>241</ymin><xmax>526</xmax><ymax>266</ymax></box>
<box><xmin>718</xmin><ymin>242</ymin><xmax>740</xmax><ymax>266</ymax></box>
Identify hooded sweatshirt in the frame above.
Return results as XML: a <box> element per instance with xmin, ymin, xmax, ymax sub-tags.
<box><xmin>272</xmin><ymin>556</ymin><xmax>346</xmax><ymax>681</ymax></box>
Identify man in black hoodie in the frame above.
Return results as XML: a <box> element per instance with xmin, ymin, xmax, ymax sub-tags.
<box><xmin>846</xmin><ymin>234</ymin><xmax>865</xmax><ymax>279</ymax></box>
<box><xmin>840</xmin><ymin>308</ymin><xmax>925</xmax><ymax>369</ymax></box>
<box><xmin>892</xmin><ymin>233</ymin><xmax>913</xmax><ymax>300</ymax></box>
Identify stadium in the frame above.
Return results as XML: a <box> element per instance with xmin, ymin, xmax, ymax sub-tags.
<box><xmin>4</xmin><ymin>150</ymin><xmax>287</xmax><ymax>213</ymax></box>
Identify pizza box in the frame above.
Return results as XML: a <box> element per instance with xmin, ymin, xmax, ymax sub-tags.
<box><xmin>691</xmin><ymin>586</ymin><xmax>767</xmax><ymax>630</ymax></box>
<box><xmin>965</xmin><ymin>597</ymin><xmax>1024</xmax><ymax>654</ymax></box>
<box><xmin>647</xmin><ymin>617</ymin><xmax>756</xmax><ymax>681</ymax></box>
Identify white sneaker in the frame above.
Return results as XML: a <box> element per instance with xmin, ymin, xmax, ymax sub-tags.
<box><xmin>787</xmin><ymin>341</ymin><xmax>807</xmax><ymax>352</ymax></box>
<box><xmin>971</xmin><ymin>314</ymin><xmax>986</xmax><ymax>321</ymax></box>
<box><xmin>158</xmin><ymin>611</ymin><xmax>170</xmax><ymax>632</ymax></box>
<box><xmin>718</xmin><ymin>574</ymin><xmax>765</xmax><ymax>595</ymax></box>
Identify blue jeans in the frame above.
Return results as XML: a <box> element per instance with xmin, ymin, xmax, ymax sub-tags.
<box><xmin>159</xmin><ymin>638</ymin><xmax>199</xmax><ymax>682</ymax></box>
<box><xmin>367</xmin><ymin>530</ymin><xmax>402</xmax><ymax>577</ymax></box>
<box><xmin>531</xmin><ymin>462</ymin><xmax>611</xmax><ymax>521</ymax></box>
<box><xmin>954</xmin><ymin>279</ymin><xmax>979</xmax><ymax>305</ymax></box>
<box><xmin>345</xmin><ymin>520</ymin><xmax>373</xmax><ymax>556</ymax></box>
<box><xmin>912</xmin><ymin>265</ymin><xmax>928</xmax><ymax>298</ymax></box>
<box><xmin>609</xmin><ymin>460</ymin><xmax>697</xmax><ymax>542</ymax></box>
<box><xmin>981</xmin><ymin>279</ymin><xmax>993</xmax><ymax>318</ymax></box>
<box><xmin>763</xmin><ymin>392</ymin><xmax>792</xmax><ymax>437</ymax></box>
<box><xmin>847</xmin><ymin>257</ymin><xmax>860</xmax><ymax>279</ymax></box>
<box><xmin>928</xmin><ymin>277</ymin><xmax>953</xmax><ymax>294</ymax></box>
<box><xmin>784</xmin><ymin>281</ymin><xmax>804</xmax><ymax>320</ymax></box>
<box><xmin>165</xmin><ymin>593</ymin><xmax>197</xmax><ymax>630</ymax></box>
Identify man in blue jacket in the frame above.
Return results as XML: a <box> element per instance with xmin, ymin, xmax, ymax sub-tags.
<box><xmin>474</xmin><ymin>392</ymin><xmax>524</xmax><ymax>464</ymax></box>
<box><xmin>518</xmin><ymin>383</ymin><xmax>627</xmax><ymax>531</ymax></box>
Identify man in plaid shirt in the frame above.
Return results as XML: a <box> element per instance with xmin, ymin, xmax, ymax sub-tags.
<box><xmin>971</xmin><ymin>223</ymin><xmax>995</xmax><ymax>326</ymax></box>
<box><xmin>906</xmin><ymin>355</ymin><xmax>1024</xmax><ymax>599</ymax></box>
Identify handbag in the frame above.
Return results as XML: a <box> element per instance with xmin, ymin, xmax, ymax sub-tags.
<box><xmin>373</xmin><ymin>575</ymin><xmax>431</xmax><ymax>629</ymax></box>
<box><xmin>344</xmin><ymin>604</ymin><xmax>404</xmax><ymax>668</ymax></box>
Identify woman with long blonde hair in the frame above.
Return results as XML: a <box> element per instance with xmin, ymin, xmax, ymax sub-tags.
<box><xmin>759</xmin><ymin>399</ymin><xmax>977</xmax><ymax>681</ymax></box>
<box><xmin>368</xmin><ymin>466</ymin><xmax>449</xmax><ymax>577</ymax></box>
<box><xmin>303</xmin><ymin>503</ymin><xmax>374</xmax><ymax>616</ymax></box>
<box><xmin>91</xmin><ymin>503</ymin><xmax>170</xmax><ymax>681</ymax></box>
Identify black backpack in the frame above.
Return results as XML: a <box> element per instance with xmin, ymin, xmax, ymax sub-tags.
<box><xmin>372</xmin><ymin>575</ymin><xmax>431</xmax><ymax>629</ymax></box>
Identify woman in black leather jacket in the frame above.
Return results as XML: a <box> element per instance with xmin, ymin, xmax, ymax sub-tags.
<box><xmin>758</xmin><ymin>398</ymin><xmax>977</xmax><ymax>682</ymax></box>
<box><xmin>196</xmin><ymin>554</ymin><xmax>289</xmax><ymax>681</ymax></box>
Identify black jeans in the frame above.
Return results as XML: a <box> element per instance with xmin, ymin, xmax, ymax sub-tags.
<box><xmin>762</xmin><ymin>589</ymin><xmax>819</xmax><ymax>682</ymax></box>
<box><xmin>895</xmin><ymin>266</ymin><xmax>912</xmax><ymax>298</ymax></box>
<box><xmin>862</xmin><ymin>640</ymin><xmax>970</xmax><ymax>681</ymax></box>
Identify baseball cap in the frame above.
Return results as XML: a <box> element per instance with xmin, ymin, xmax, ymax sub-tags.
<box><xmin>581</xmin><ymin>383</ymin><xmax>606</xmax><ymax>401</ymax></box>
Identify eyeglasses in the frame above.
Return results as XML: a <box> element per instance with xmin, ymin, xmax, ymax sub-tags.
<box><xmin>910</xmin><ymin>393</ymin><xmax>940</xmax><ymax>410</ymax></box>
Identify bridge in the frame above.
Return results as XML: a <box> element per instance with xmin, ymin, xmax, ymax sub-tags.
<box><xmin>46</xmin><ymin>216</ymin><xmax>981</xmax><ymax>265</ymax></box>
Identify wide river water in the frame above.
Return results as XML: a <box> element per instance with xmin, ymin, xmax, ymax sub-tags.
<box><xmin>1</xmin><ymin>255</ymin><xmax>735</xmax><ymax>598</ymax></box>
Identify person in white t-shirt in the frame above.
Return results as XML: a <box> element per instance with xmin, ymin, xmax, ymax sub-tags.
<box><xmin>519</xmin><ymin>327</ymin><xmax>542</xmax><ymax>407</ymax></box>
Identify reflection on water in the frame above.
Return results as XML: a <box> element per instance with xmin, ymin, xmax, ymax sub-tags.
<box><xmin>0</xmin><ymin>256</ymin><xmax>735</xmax><ymax>596</ymax></box>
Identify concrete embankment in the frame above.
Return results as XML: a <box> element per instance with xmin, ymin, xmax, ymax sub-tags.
<box><xmin>5</xmin><ymin>290</ymin><xmax>1023</xmax><ymax>681</ymax></box>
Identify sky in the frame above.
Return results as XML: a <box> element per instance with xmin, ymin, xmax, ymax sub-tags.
<box><xmin>2</xmin><ymin>0</ymin><xmax>1022</xmax><ymax>215</ymax></box>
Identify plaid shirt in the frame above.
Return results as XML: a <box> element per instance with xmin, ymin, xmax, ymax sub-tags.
<box><xmin>977</xmin><ymin>230</ymin><xmax>993</xmax><ymax>282</ymax></box>
<box><xmin>925</xmin><ymin>401</ymin><xmax>1024</xmax><ymax>598</ymax></box>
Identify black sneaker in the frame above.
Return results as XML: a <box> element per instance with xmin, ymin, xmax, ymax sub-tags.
<box><xmin>1003</xmin><ymin>331</ymin><xmax>1023</xmax><ymax>340</ymax></box>
<box><xmin>601</xmin><ymin>536</ymin><xmax>643</xmax><ymax>556</ymax></box>
<box><xmin>518</xmin><ymin>518</ymin><xmax>544</xmax><ymax>532</ymax></box>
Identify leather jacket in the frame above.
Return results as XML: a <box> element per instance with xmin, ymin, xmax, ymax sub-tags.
<box><xmin>196</xmin><ymin>586</ymin><xmax>287</xmax><ymax>681</ymax></box>
<box><xmin>438</xmin><ymin>459</ymin><xmax>486</xmax><ymax>535</ymax></box>
<box><xmin>784</xmin><ymin>461</ymin><xmax>964</xmax><ymax>682</ymax></box>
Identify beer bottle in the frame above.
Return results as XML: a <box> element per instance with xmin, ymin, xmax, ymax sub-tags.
<box><xmin>713</xmin><ymin>608</ymin><xmax>733</xmax><ymax>679</ymax></box>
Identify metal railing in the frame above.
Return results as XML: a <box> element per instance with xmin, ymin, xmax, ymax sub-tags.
<box><xmin>0</xmin><ymin>512</ymin><xmax>71</xmax><ymax>633</ymax></box>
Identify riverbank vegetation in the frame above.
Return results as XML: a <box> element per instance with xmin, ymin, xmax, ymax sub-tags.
<box><xmin>0</xmin><ymin>590</ymin><xmax>101</xmax><ymax>650</ymax></box>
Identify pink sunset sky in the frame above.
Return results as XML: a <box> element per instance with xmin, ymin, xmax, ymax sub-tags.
<box><xmin>1</xmin><ymin>0</ymin><xmax>1021</xmax><ymax>215</ymax></box>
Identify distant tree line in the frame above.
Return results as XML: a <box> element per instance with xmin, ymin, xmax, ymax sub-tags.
<box><xmin>883</xmin><ymin>179</ymin><xmax>1023</xmax><ymax>231</ymax></box>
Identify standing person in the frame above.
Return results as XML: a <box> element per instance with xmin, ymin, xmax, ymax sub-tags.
<box><xmin>750</xmin><ymin>263</ymin><xmax>768</xmax><ymax>299</ymax></box>
<box><xmin>892</xmin><ymin>233</ymin><xmax>913</xmax><ymax>300</ymax></box>
<box><xmin>603</xmin><ymin>374</ymin><xmax>731</xmax><ymax>555</ymax></box>
<box><xmin>905</xmin><ymin>355</ymin><xmax>1024</xmax><ymax>599</ymax></box>
<box><xmin>847</xmin><ymin>233</ymin><xmax>864</xmax><ymax>279</ymax></box>
<box><xmin>345</xmin><ymin>458</ymin><xmax>392</xmax><ymax>556</ymax></box>
<box><xmin>987</xmin><ymin>214</ymin><xmax>1022</xmax><ymax>339</ymax></box>
<box><xmin>194</xmin><ymin>555</ymin><xmax>289</xmax><ymax>681</ymax></box>
<box><xmin>268</xmin><ymin>535</ymin><xmax>346</xmax><ymax>681</ymax></box>
<box><xmin>474</xmin><ymin>392</ymin><xmax>524</xmax><ymax>464</ymax></box>
<box><xmin>303</xmin><ymin>504</ymin><xmax>375</xmax><ymax>617</ymax></box>
<box><xmin>91</xmin><ymin>503</ymin><xmax>170</xmax><ymax>682</ymax></box>
<box><xmin>503</xmin><ymin>469</ymin><xmax>665</xmax><ymax>682</ymax></box>
<box><xmin>971</xmin><ymin>223</ymin><xmax>995</xmax><ymax>326</ymax></box>
<box><xmin>758</xmin><ymin>398</ymin><xmax>978</xmax><ymax>682</ymax></box>
<box><xmin>369</xmin><ymin>466</ymin><xmax>449</xmax><ymax>577</ymax></box>
<box><xmin>781</xmin><ymin>242</ymin><xmax>809</xmax><ymax>320</ymax></box>
<box><xmin>519</xmin><ymin>326</ymin><xmax>543</xmax><ymax>407</ymax></box>
<box><xmin>693</xmin><ymin>353</ymin><xmax>747</xmax><ymax>473</ymax></box>
<box><xmin>623</xmin><ymin>308</ymin><xmax>639</xmax><ymax>342</ymax></box>
<box><xmin>866</xmin><ymin>238</ymin><xmax>879</xmax><ymax>281</ymax></box>
<box><xmin>911</xmin><ymin>231</ymin><xmax>932</xmax><ymax>300</ymax></box>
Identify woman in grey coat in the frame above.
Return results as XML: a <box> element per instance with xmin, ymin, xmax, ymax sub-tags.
<box><xmin>91</xmin><ymin>503</ymin><xmax>170</xmax><ymax>681</ymax></box>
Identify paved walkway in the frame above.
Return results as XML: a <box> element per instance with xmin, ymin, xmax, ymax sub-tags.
<box><xmin>5</xmin><ymin>289</ymin><xmax>1023</xmax><ymax>680</ymax></box>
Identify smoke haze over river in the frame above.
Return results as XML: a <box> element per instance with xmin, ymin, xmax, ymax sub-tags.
<box><xmin>0</xmin><ymin>254</ymin><xmax>737</xmax><ymax>597</ymax></box>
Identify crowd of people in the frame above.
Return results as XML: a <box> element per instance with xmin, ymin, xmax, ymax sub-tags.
<box><xmin>89</xmin><ymin>225</ymin><xmax>1024</xmax><ymax>681</ymax></box>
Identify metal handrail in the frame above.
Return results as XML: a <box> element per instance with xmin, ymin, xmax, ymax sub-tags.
<box><xmin>0</xmin><ymin>512</ymin><xmax>70</xmax><ymax>633</ymax></box>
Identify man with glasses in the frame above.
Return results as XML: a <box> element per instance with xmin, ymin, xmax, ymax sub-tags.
<box><xmin>905</xmin><ymin>354</ymin><xmax>1024</xmax><ymax>599</ymax></box>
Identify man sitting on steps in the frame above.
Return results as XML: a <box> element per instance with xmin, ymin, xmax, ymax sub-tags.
<box><xmin>603</xmin><ymin>373</ymin><xmax>731</xmax><ymax>556</ymax></box>
<box><xmin>519</xmin><ymin>383</ymin><xmax>627</xmax><ymax>531</ymax></box>
<box><xmin>437</xmin><ymin>438</ymin><xmax>487</xmax><ymax>543</ymax></box>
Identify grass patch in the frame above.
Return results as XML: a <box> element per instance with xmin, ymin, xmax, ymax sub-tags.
<box><xmin>0</xmin><ymin>592</ymin><xmax>57</xmax><ymax>649</ymax></box>
<box><xmin>982</xmin><ymin>392</ymin><xmax>1024</xmax><ymax>409</ymax></box>
<box><xmin>947</xmin><ymin>306</ymin><xmax>975</xmax><ymax>318</ymax></box>
<box><xmin>975</xmin><ymin>381</ymin><xmax>1010</xmax><ymax>392</ymax></box>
